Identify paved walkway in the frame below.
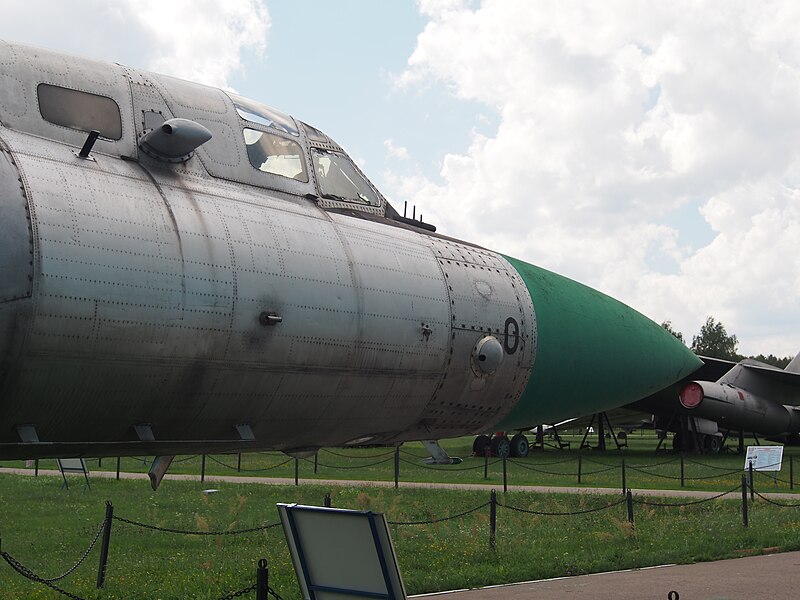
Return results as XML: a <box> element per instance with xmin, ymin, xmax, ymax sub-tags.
<box><xmin>2</xmin><ymin>467</ymin><xmax>799</xmax><ymax>500</ymax></box>
<box><xmin>416</xmin><ymin>550</ymin><xmax>800</xmax><ymax>599</ymax></box>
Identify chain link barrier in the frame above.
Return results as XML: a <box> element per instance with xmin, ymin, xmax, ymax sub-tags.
<box><xmin>752</xmin><ymin>489</ymin><xmax>800</xmax><ymax>508</ymax></box>
<box><xmin>1</xmin><ymin>550</ymin><xmax>91</xmax><ymax>600</ymax></box>
<box><xmin>507</xmin><ymin>460</ymin><xmax>579</xmax><ymax>476</ymax></box>
<box><xmin>633</xmin><ymin>484</ymin><xmax>740</xmax><ymax>507</ymax></box>
<box><xmin>207</xmin><ymin>455</ymin><xmax>294</xmax><ymax>473</ymax></box>
<box><xmin>388</xmin><ymin>501</ymin><xmax>491</xmax><ymax>525</ymax></box>
<box><xmin>113</xmin><ymin>514</ymin><xmax>281</xmax><ymax>535</ymax></box>
<box><xmin>34</xmin><ymin>518</ymin><xmax>106</xmax><ymax>582</ymax></box>
<box><xmin>322</xmin><ymin>448</ymin><xmax>396</xmax><ymax>459</ymax></box>
<box><xmin>499</xmin><ymin>496</ymin><xmax>627</xmax><ymax>516</ymax></box>
<box><xmin>303</xmin><ymin>456</ymin><xmax>394</xmax><ymax>470</ymax></box>
<box><xmin>398</xmin><ymin>457</ymin><xmax>500</xmax><ymax>472</ymax></box>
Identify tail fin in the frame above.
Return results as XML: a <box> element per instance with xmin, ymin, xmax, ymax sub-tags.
<box><xmin>787</xmin><ymin>352</ymin><xmax>800</xmax><ymax>374</ymax></box>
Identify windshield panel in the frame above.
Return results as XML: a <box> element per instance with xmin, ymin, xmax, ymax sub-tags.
<box><xmin>244</xmin><ymin>128</ymin><xmax>308</xmax><ymax>182</ymax></box>
<box><xmin>312</xmin><ymin>149</ymin><xmax>380</xmax><ymax>206</ymax></box>
<box><xmin>230</xmin><ymin>93</ymin><xmax>299</xmax><ymax>137</ymax></box>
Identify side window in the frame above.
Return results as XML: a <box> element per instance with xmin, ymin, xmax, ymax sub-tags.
<box><xmin>312</xmin><ymin>149</ymin><xmax>380</xmax><ymax>207</ymax></box>
<box><xmin>37</xmin><ymin>84</ymin><xmax>122</xmax><ymax>140</ymax></box>
<box><xmin>244</xmin><ymin>128</ymin><xmax>308</xmax><ymax>182</ymax></box>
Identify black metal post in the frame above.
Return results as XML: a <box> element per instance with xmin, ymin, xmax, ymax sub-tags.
<box><xmin>626</xmin><ymin>489</ymin><xmax>634</xmax><ymax>524</ymax></box>
<box><xmin>201</xmin><ymin>454</ymin><xmax>206</xmax><ymax>483</ymax></box>
<box><xmin>791</xmin><ymin>456</ymin><xmax>794</xmax><ymax>490</ymax></box>
<box><xmin>489</xmin><ymin>490</ymin><xmax>497</xmax><ymax>550</ymax></box>
<box><xmin>749</xmin><ymin>462</ymin><xmax>754</xmax><ymax>501</ymax></box>
<box><xmin>98</xmin><ymin>458</ymin><xmax>102</xmax><ymax>468</ymax></box>
<box><xmin>680</xmin><ymin>453</ymin><xmax>685</xmax><ymax>488</ymax></box>
<box><xmin>621</xmin><ymin>459</ymin><xmax>626</xmax><ymax>495</ymax></box>
<box><xmin>394</xmin><ymin>446</ymin><xmax>400</xmax><ymax>489</ymax></box>
<box><xmin>577</xmin><ymin>452</ymin><xmax>582</xmax><ymax>483</ymax></box>
<box><xmin>741</xmin><ymin>475</ymin><xmax>749</xmax><ymax>527</ymax></box>
<box><xmin>237</xmin><ymin>453</ymin><xmax>242</xmax><ymax>473</ymax></box>
<box><xmin>484</xmin><ymin>447</ymin><xmax>489</xmax><ymax>480</ymax></box>
<box><xmin>34</xmin><ymin>458</ymin><xmax>38</xmax><ymax>477</ymax></box>
<box><xmin>294</xmin><ymin>457</ymin><xmax>299</xmax><ymax>486</ymax></box>
<box><xmin>115</xmin><ymin>457</ymin><xmax>120</xmax><ymax>481</ymax></box>
<box><xmin>324</xmin><ymin>493</ymin><xmax>331</xmax><ymax>508</ymax></box>
<box><xmin>256</xmin><ymin>558</ymin><xmax>269</xmax><ymax>600</ymax></box>
<box><xmin>502</xmin><ymin>455</ymin><xmax>508</xmax><ymax>493</ymax></box>
<box><xmin>314</xmin><ymin>452</ymin><xmax>318</xmax><ymax>474</ymax></box>
<box><xmin>96</xmin><ymin>501</ymin><xmax>114</xmax><ymax>588</ymax></box>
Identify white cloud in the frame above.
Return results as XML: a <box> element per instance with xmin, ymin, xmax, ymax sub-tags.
<box><xmin>0</xmin><ymin>0</ymin><xmax>269</xmax><ymax>88</ymax></box>
<box><xmin>390</xmin><ymin>0</ymin><xmax>800</xmax><ymax>356</ymax></box>
<box><xmin>384</xmin><ymin>139</ymin><xmax>411</xmax><ymax>161</ymax></box>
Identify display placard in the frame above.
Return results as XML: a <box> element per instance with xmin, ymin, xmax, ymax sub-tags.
<box><xmin>744</xmin><ymin>446</ymin><xmax>784</xmax><ymax>472</ymax></box>
<box><xmin>277</xmin><ymin>503</ymin><xmax>406</xmax><ymax>600</ymax></box>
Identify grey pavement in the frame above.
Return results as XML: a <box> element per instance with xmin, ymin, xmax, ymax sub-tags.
<box><xmin>415</xmin><ymin>551</ymin><xmax>800</xmax><ymax>599</ymax></box>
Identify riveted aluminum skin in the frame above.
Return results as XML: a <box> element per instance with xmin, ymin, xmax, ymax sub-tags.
<box><xmin>0</xmin><ymin>40</ymin><xmax>703</xmax><ymax>459</ymax></box>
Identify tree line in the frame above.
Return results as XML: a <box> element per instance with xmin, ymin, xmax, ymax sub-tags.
<box><xmin>660</xmin><ymin>317</ymin><xmax>794</xmax><ymax>368</ymax></box>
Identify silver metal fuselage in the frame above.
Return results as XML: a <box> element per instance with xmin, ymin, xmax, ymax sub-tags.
<box><xmin>0</xmin><ymin>42</ymin><xmax>534</xmax><ymax>457</ymax></box>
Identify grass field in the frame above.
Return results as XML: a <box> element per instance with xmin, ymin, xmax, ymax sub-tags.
<box><xmin>2</xmin><ymin>454</ymin><xmax>800</xmax><ymax>600</ymax></box>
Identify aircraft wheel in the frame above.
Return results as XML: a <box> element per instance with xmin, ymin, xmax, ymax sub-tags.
<box><xmin>672</xmin><ymin>432</ymin><xmax>684</xmax><ymax>452</ymax></box>
<box><xmin>491</xmin><ymin>435</ymin><xmax>511</xmax><ymax>459</ymax></box>
<box><xmin>704</xmin><ymin>435</ymin><xmax>722</xmax><ymax>454</ymax></box>
<box><xmin>472</xmin><ymin>435</ymin><xmax>491</xmax><ymax>456</ymax></box>
<box><xmin>510</xmin><ymin>434</ymin><xmax>529</xmax><ymax>458</ymax></box>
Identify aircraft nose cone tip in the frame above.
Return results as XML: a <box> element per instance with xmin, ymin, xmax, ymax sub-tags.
<box><xmin>498</xmin><ymin>257</ymin><xmax>703</xmax><ymax>428</ymax></box>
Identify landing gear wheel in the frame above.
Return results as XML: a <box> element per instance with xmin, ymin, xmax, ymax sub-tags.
<box><xmin>672</xmin><ymin>432</ymin><xmax>684</xmax><ymax>452</ymax></box>
<box><xmin>704</xmin><ymin>435</ymin><xmax>722</xmax><ymax>454</ymax></box>
<box><xmin>510</xmin><ymin>434</ymin><xmax>529</xmax><ymax>458</ymax></box>
<box><xmin>491</xmin><ymin>435</ymin><xmax>511</xmax><ymax>459</ymax></box>
<box><xmin>473</xmin><ymin>434</ymin><xmax>491</xmax><ymax>456</ymax></box>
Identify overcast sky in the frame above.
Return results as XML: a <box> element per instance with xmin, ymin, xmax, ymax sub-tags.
<box><xmin>2</xmin><ymin>0</ymin><xmax>798</xmax><ymax>357</ymax></box>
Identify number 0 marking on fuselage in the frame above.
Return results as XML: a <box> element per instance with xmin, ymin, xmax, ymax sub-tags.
<box><xmin>504</xmin><ymin>317</ymin><xmax>519</xmax><ymax>355</ymax></box>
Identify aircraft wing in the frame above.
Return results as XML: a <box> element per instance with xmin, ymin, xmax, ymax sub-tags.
<box><xmin>739</xmin><ymin>361</ymin><xmax>800</xmax><ymax>388</ymax></box>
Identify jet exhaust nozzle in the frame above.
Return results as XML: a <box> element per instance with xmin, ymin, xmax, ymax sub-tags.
<box><xmin>139</xmin><ymin>118</ymin><xmax>212</xmax><ymax>163</ymax></box>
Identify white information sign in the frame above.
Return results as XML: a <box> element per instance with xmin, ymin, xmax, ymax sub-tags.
<box><xmin>744</xmin><ymin>446</ymin><xmax>784</xmax><ymax>472</ymax></box>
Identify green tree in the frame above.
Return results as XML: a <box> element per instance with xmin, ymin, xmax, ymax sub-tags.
<box><xmin>691</xmin><ymin>316</ymin><xmax>739</xmax><ymax>360</ymax></box>
<box><xmin>750</xmin><ymin>354</ymin><xmax>793</xmax><ymax>369</ymax></box>
<box><xmin>660</xmin><ymin>320</ymin><xmax>685</xmax><ymax>344</ymax></box>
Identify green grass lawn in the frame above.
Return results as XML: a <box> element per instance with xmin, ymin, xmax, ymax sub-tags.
<box><xmin>2</xmin><ymin>469</ymin><xmax>800</xmax><ymax>599</ymax></box>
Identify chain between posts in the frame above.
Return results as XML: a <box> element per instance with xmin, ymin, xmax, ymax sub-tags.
<box><xmin>113</xmin><ymin>514</ymin><xmax>281</xmax><ymax>535</ymax></box>
<box><xmin>1</xmin><ymin>550</ymin><xmax>92</xmax><ymax>600</ymax></box>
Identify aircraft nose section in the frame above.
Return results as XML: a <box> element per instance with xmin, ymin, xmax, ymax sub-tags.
<box><xmin>497</xmin><ymin>258</ymin><xmax>702</xmax><ymax>428</ymax></box>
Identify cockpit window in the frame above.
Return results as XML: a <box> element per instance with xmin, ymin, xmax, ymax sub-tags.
<box><xmin>312</xmin><ymin>149</ymin><xmax>380</xmax><ymax>207</ymax></box>
<box><xmin>244</xmin><ymin>128</ymin><xmax>308</xmax><ymax>182</ymax></box>
<box><xmin>301</xmin><ymin>121</ymin><xmax>330</xmax><ymax>144</ymax></box>
<box><xmin>37</xmin><ymin>83</ymin><xmax>122</xmax><ymax>140</ymax></box>
<box><xmin>229</xmin><ymin>93</ymin><xmax>299</xmax><ymax>137</ymax></box>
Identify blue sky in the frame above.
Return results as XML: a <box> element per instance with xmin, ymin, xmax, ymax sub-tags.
<box><xmin>2</xmin><ymin>0</ymin><xmax>799</xmax><ymax>357</ymax></box>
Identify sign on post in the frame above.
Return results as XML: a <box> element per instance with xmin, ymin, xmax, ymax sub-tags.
<box><xmin>277</xmin><ymin>503</ymin><xmax>406</xmax><ymax>600</ymax></box>
<box><xmin>744</xmin><ymin>446</ymin><xmax>784</xmax><ymax>472</ymax></box>
<box><xmin>57</xmin><ymin>458</ymin><xmax>91</xmax><ymax>491</ymax></box>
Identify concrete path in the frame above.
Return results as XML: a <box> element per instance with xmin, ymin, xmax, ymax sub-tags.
<box><xmin>416</xmin><ymin>550</ymin><xmax>800</xmax><ymax>599</ymax></box>
<box><xmin>2</xmin><ymin>467</ymin><xmax>799</xmax><ymax>500</ymax></box>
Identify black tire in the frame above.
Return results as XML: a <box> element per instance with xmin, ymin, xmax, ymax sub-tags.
<box><xmin>510</xmin><ymin>434</ymin><xmax>529</xmax><ymax>458</ymax></box>
<box><xmin>472</xmin><ymin>434</ymin><xmax>491</xmax><ymax>456</ymax></box>
<box><xmin>704</xmin><ymin>435</ymin><xmax>722</xmax><ymax>454</ymax></box>
<box><xmin>491</xmin><ymin>435</ymin><xmax>511</xmax><ymax>459</ymax></box>
<box><xmin>672</xmin><ymin>432</ymin><xmax>684</xmax><ymax>452</ymax></box>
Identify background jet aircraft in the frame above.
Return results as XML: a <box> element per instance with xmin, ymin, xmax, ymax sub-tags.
<box><xmin>535</xmin><ymin>353</ymin><xmax>800</xmax><ymax>454</ymax></box>
<box><xmin>0</xmin><ymin>41</ymin><xmax>700</xmax><ymax>475</ymax></box>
